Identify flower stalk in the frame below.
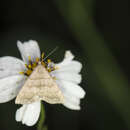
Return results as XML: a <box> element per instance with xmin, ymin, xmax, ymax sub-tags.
<box><xmin>37</xmin><ymin>102</ymin><xmax>47</xmax><ymax>130</ymax></box>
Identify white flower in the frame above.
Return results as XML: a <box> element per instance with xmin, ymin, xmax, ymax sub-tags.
<box><xmin>0</xmin><ymin>40</ymin><xmax>85</xmax><ymax>126</ymax></box>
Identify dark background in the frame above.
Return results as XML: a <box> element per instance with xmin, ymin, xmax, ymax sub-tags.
<box><xmin>0</xmin><ymin>0</ymin><xmax>130</xmax><ymax>130</ymax></box>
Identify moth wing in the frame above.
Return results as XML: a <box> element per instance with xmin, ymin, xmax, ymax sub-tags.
<box><xmin>15</xmin><ymin>65</ymin><xmax>64</xmax><ymax>104</ymax></box>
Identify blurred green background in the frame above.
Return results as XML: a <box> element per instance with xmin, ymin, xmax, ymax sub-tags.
<box><xmin>0</xmin><ymin>0</ymin><xmax>129</xmax><ymax>130</ymax></box>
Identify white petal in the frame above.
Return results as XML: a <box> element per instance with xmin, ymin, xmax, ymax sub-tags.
<box><xmin>63</xmin><ymin>92</ymin><xmax>80</xmax><ymax>106</ymax></box>
<box><xmin>56</xmin><ymin>80</ymin><xmax>85</xmax><ymax>99</ymax></box>
<box><xmin>56</xmin><ymin>80</ymin><xmax>81</xmax><ymax>110</ymax></box>
<box><xmin>17</xmin><ymin>40</ymin><xmax>41</xmax><ymax>64</ymax></box>
<box><xmin>55</xmin><ymin>61</ymin><xmax>82</xmax><ymax>74</ymax></box>
<box><xmin>53</xmin><ymin>50</ymin><xmax>85</xmax><ymax>110</ymax></box>
<box><xmin>51</xmin><ymin>71</ymin><xmax>81</xmax><ymax>84</ymax></box>
<box><xmin>64</xmin><ymin>51</ymin><xmax>74</xmax><ymax>61</ymax></box>
<box><xmin>0</xmin><ymin>56</ymin><xmax>26</xmax><ymax>79</ymax></box>
<box><xmin>54</xmin><ymin>51</ymin><xmax>74</xmax><ymax>66</ymax></box>
<box><xmin>16</xmin><ymin>101</ymin><xmax>41</xmax><ymax>126</ymax></box>
<box><xmin>56</xmin><ymin>80</ymin><xmax>82</xmax><ymax>110</ymax></box>
<box><xmin>63</xmin><ymin>100</ymin><xmax>80</xmax><ymax>110</ymax></box>
<box><xmin>55</xmin><ymin>51</ymin><xmax>82</xmax><ymax>73</ymax></box>
<box><xmin>15</xmin><ymin>105</ymin><xmax>27</xmax><ymax>122</ymax></box>
<box><xmin>0</xmin><ymin>75</ymin><xmax>26</xmax><ymax>103</ymax></box>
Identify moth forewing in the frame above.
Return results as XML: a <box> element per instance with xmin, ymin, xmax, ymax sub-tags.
<box><xmin>15</xmin><ymin>64</ymin><xmax>64</xmax><ymax>104</ymax></box>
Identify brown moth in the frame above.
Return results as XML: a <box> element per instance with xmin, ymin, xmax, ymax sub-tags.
<box><xmin>15</xmin><ymin>63</ymin><xmax>64</xmax><ymax>104</ymax></box>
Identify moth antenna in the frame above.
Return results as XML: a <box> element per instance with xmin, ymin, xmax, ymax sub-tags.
<box><xmin>43</xmin><ymin>46</ymin><xmax>58</xmax><ymax>61</ymax></box>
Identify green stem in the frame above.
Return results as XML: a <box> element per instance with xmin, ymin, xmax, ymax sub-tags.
<box><xmin>37</xmin><ymin>102</ymin><xmax>47</xmax><ymax>130</ymax></box>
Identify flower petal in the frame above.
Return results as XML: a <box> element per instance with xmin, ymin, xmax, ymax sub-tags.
<box><xmin>0</xmin><ymin>56</ymin><xmax>26</xmax><ymax>79</ymax></box>
<box><xmin>56</xmin><ymin>80</ymin><xmax>85</xmax><ymax>99</ymax></box>
<box><xmin>0</xmin><ymin>75</ymin><xmax>26</xmax><ymax>103</ymax></box>
<box><xmin>15</xmin><ymin>101</ymin><xmax>41</xmax><ymax>126</ymax></box>
<box><xmin>54</xmin><ymin>51</ymin><xmax>73</xmax><ymax>66</ymax></box>
<box><xmin>51</xmin><ymin>71</ymin><xmax>81</xmax><ymax>84</ymax></box>
<box><xmin>63</xmin><ymin>100</ymin><xmax>80</xmax><ymax>110</ymax></box>
<box><xmin>53</xmin><ymin>51</ymin><xmax>85</xmax><ymax>110</ymax></box>
<box><xmin>56</xmin><ymin>61</ymin><xmax>82</xmax><ymax>73</ymax></box>
<box><xmin>64</xmin><ymin>50</ymin><xmax>74</xmax><ymax>61</ymax></box>
<box><xmin>63</xmin><ymin>92</ymin><xmax>80</xmax><ymax>106</ymax></box>
<box><xmin>55</xmin><ymin>51</ymin><xmax>82</xmax><ymax>73</ymax></box>
<box><xmin>56</xmin><ymin>80</ymin><xmax>81</xmax><ymax>110</ymax></box>
<box><xmin>17</xmin><ymin>40</ymin><xmax>41</xmax><ymax>64</ymax></box>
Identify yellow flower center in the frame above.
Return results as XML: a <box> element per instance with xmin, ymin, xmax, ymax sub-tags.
<box><xmin>19</xmin><ymin>52</ymin><xmax>58</xmax><ymax>76</ymax></box>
